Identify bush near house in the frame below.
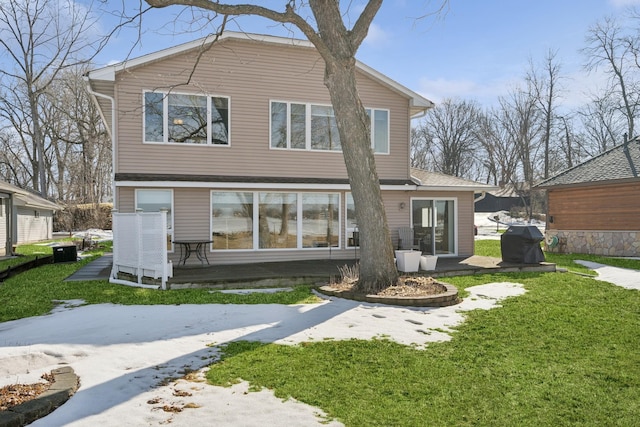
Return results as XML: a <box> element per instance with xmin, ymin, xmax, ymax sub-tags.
<box><xmin>54</xmin><ymin>203</ymin><xmax>112</xmax><ymax>232</ymax></box>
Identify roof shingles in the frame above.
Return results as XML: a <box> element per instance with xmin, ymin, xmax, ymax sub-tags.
<box><xmin>537</xmin><ymin>139</ymin><xmax>640</xmax><ymax>188</ymax></box>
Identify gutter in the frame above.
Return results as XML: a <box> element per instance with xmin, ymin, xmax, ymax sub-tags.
<box><xmin>474</xmin><ymin>191</ymin><xmax>487</xmax><ymax>203</ymax></box>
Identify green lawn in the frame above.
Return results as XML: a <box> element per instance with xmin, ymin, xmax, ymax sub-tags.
<box><xmin>206</xmin><ymin>243</ymin><xmax>640</xmax><ymax>426</ymax></box>
<box><xmin>2</xmin><ymin>240</ymin><xmax>639</xmax><ymax>426</ymax></box>
<box><xmin>0</xmin><ymin>241</ymin><xmax>319</xmax><ymax>323</ymax></box>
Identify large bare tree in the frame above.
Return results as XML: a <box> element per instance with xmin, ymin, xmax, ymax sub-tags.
<box><xmin>414</xmin><ymin>98</ymin><xmax>480</xmax><ymax>179</ymax></box>
<box><xmin>143</xmin><ymin>0</ymin><xmax>420</xmax><ymax>291</ymax></box>
<box><xmin>0</xmin><ymin>0</ymin><xmax>99</xmax><ymax>196</ymax></box>
<box><xmin>527</xmin><ymin>50</ymin><xmax>562</xmax><ymax>179</ymax></box>
<box><xmin>475</xmin><ymin>109</ymin><xmax>519</xmax><ymax>186</ymax></box>
<box><xmin>583</xmin><ymin>16</ymin><xmax>639</xmax><ymax>141</ymax></box>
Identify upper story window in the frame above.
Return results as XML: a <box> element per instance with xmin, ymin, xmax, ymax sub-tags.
<box><xmin>144</xmin><ymin>91</ymin><xmax>230</xmax><ymax>145</ymax></box>
<box><xmin>270</xmin><ymin>101</ymin><xmax>389</xmax><ymax>154</ymax></box>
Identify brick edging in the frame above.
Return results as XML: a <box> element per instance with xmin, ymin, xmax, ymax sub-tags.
<box><xmin>0</xmin><ymin>367</ymin><xmax>79</xmax><ymax>427</ymax></box>
<box><xmin>317</xmin><ymin>282</ymin><xmax>460</xmax><ymax>307</ymax></box>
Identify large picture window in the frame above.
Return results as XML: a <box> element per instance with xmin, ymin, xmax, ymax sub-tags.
<box><xmin>135</xmin><ymin>189</ymin><xmax>173</xmax><ymax>250</ymax></box>
<box><xmin>270</xmin><ymin>101</ymin><xmax>389</xmax><ymax>153</ymax></box>
<box><xmin>211</xmin><ymin>192</ymin><xmax>253</xmax><ymax>250</ymax></box>
<box><xmin>211</xmin><ymin>191</ymin><xmax>341</xmax><ymax>251</ymax></box>
<box><xmin>144</xmin><ymin>91</ymin><xmax>229</xmax><ymax>145</ymax></box>
<box><xmin>259</xmin><ymin>193</ymin><xmax>297</xmax><ymax>249</ymax></box>
<box><xmin>302</xmin><ymin>193</ymin><xmax>339</xmax><ymax>248</ymax></box>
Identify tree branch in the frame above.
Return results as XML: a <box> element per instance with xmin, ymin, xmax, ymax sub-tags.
<box><xmin>143</xmin><ymin>1</ymin><xmax>330</xmax><ymax>59</ymax></box>
<box><xmin>350</xmin><ymin>0</ymin><xmax>383</xmax><ymax>50</ymax></box>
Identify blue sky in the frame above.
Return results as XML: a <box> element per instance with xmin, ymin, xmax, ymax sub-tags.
<box><xmin>94</xmin><ymin>0</ymin><xmax>640</xmax><ymax>109</ymax></box>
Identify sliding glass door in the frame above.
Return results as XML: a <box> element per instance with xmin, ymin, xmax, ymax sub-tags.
<box><xmin>411</xmin><ymin>198</ymin><xmax>456</xmax><ymax>255</ymax></box>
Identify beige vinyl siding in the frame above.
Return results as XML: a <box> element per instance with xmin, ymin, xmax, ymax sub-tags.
<box><xmin>113</xmin><ymin>38</ymin><xmax>412</xmax><ymax>181</ymax></box>
<box><xmin>115</xmin><ymin>186</ymin><xmax>476</xmax><ymax>264</ymax></box>
<box><xmin>388</xmin><ymin>190</ymin><xmax>475</xmax><ymax>257</ymax></box>
<box><xmin>117</xmin><ymin>188</ymin><xmax>135</xmax><ymax>212</ymax></box>
<box><xmin>173</xmin><ymin>188</ymin><xmax>210</xmax><ymax>240</ymax></box>
<box><xmin>0</xmin><ymin>198</ymin><xmax>6</xmax><ymax>255</ymax></box>
<box><xmin>456</xmin><ymin>192</ymin><xmax>475</xmax><ymax>256</ymax></box>
<box><xmin>16</xmin><ymin>207</ymin><xmax>52</xmax><ymax>244</ymax></box>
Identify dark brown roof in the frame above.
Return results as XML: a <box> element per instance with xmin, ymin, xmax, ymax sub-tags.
<box><xmin>536</xmin><ymin>139</ymin><xmax>640</xmax><ymax>188</ymax></box>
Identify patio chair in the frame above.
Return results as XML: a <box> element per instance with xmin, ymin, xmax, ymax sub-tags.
<box><xmin>397</xmin><ymin>227</ymin><xmax>414</xmax><ymax>250</ymax></box>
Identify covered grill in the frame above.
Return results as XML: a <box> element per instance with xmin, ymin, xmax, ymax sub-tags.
<box><xmin>500</xmin><ymin>225</ymin><xmax>545</xmax><ymax>264</ymax></box>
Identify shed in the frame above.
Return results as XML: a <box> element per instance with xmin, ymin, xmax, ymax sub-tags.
<box><xmin>0</xmin><ymin>180</ymin><xmax>61</xmax><ymax>256</ymax></box>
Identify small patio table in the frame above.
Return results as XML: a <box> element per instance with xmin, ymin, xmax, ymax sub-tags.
<box><xmin>172</xmin><ymin>240</ymin><xmax>213</xmax><ymax>266</ymax></box>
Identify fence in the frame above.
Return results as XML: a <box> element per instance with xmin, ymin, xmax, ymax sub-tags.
<box><xmin>111</xmin><ymin>210</ymin><xmax>172</xmax><ymax>289</ymax></box>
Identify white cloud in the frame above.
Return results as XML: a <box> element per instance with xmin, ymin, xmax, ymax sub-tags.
<box><xmin>560</xmin><ymin>68</ymin><xmax>610</xmax><ymax>108</ymax></box>
<box><xmin>609</xmin><ymin>0</ymin><xmax>640</xmax><ymax>7</ymax></box>
<box><xmin>363</xmin><ymin>23</ymin><xmax>391</xmax><ymax>46</ymax></box>
<box><xmin>417</xmin><ymin>67</ymin><xmax>611</xmax><ymax>110</ymax></box>
<box><xmin>416</xmin><ymin>76</ymin><xmax>519</xmax><ymax>107</ymax></box>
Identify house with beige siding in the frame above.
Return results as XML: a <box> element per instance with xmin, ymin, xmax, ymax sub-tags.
<box><xmin>87</xmin><ymin>31</ymin><xmax>494</xmax><ymax>266</ymax></box>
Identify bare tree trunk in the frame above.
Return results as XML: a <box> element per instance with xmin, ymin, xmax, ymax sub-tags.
<box><xmin>325</xmin><ymin>62</ymin><xmax>398</xmax><ymax>290</ymax></box>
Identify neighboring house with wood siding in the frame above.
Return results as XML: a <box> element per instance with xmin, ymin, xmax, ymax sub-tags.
<box><xmin>536</xmin><ymin>138</ymin><xmax>640</xmax><ymax>256</ymax></box>
<box><xmin>0</xmin><ymin>180</ymin><xmax>61</xmax><ymax>256</ymax></box>
<box><xmin>86</xmin><ymin>31</ymin><xmax>494</xmax><ymax>266</ymax></box>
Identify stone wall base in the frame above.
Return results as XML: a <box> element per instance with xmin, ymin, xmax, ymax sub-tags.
<box><xmin>545</xmin><ymin>230</ymin><xmax>640</xmax><ymax>256</ymax></box>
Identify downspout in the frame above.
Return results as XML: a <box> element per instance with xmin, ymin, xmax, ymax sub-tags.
<box><xmin>83</xmin><ymin>75</ymin><xmax>117</xmax><ymax>209</ymax></box>
<box><xmin>84</xmin><ymin>76</ymin><xmax>117</xmax><ymax>280</ymax></box>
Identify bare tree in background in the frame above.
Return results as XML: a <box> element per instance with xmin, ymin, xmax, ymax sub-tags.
<box><xmin>410</xmin><ymin>126</ymin><xmax>434</xmax><ymax>170</ymax></box>
<box><xmin>42</xmin><ymin>66</ymin><xmax>111</xmax><ymax>204</ymax></box>
<box><xmin>414</xmin><ymin>98</ymin><xmax>480</xmax><ymax>178</ymax></box>
<box><xmin>578</xmin><ymin>92</ymin><xmax>626</xmax><ymax>154</ymax></box>
<box><xmin>584</xmin><ymin>16</ymin><xmax>639</xmax><ymax>141</ymax></box>
<box><xmin>497</xmin><ymin>86</ymin><xmax>543</xmax><ymax>220</ymax></box>
<box><xmin>527</xmin><ymin>50</ymin><xmax>562</xmax><ymax>179</ymax></box>
<box><xmin>475</xmin><ymin>109</ymin><xmax>519</xmax><ymax>186</ymax></box>
<box><xmin>0</xmin><ymin>0</ymin><xmax>99</xmax><ymax>196</ymax></box>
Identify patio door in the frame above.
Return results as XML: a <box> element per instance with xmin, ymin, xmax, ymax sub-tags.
<box><xmin>411</xmin><ymin>198</ymin><xmax>456</xmax><ymax>255</ymax></box>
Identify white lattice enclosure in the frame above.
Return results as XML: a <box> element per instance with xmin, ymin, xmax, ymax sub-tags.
<box><xmin>111</xmin><ymin>210</ymin><xmax>173</xmax><ymax>289</ymax></box>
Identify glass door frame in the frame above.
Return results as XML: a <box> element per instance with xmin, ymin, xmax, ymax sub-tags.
<box><xmin>410</xmin><ymin>196</ymin><xmax>459</xmax><ymax>256</ymax></box>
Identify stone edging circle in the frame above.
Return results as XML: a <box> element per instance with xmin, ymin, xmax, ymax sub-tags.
<box><xmin>0</xmin><ymin>366</ymin><xmax>79</xmax><ymax>427</ymax></box>
<box><xmin>316</xmin><ymin>282</ymin><xmax>460</xmax><ymax>307</ymax></box>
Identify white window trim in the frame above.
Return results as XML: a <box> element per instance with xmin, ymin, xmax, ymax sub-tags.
<box><xmin>269</xmin><ymin>100</ymin><xmax>390</xmax><ymax>154</ymax></box>
<box><xmin>210</xmin><ymin>190</ymin><xmax>342</xmax><ymax>252</ymax></box>
<box><xmin>345</xmin><ymin>192</ymin><xmax>360</xmax><ymax>248</ymax></box>
<box><xmin>143</xmin><ymin>90</ymin><xmax>231</xmax><ymax>147</ymax></box>
<box><xmin>135</xmin><ymin>188</ymin><xmax>175</xmax><ymax>253</ymax></box>
<box><xmin>368</xmin><ymin>108</ymin><xmax>391</xmax><ymax>155</ymax></box>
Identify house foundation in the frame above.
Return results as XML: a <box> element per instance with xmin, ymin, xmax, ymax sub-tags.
<box><xmin>546</xmin><ymin>230</ymin><xmax>640</xmax><ymax>257</ymax></box>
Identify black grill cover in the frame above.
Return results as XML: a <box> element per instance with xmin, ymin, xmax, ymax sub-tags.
<box><xmin>500</xmin><ymin>225</ymin><xmax>545</xmax><ymax>264</ymax></box>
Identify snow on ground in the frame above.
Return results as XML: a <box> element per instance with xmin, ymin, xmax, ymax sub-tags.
<box><xmin>474</xmin><ymin>211</ymin><xmax>545</xmax><ymax>240</ymax></box>
<box><xmin>574</xmin><ymin>260</ymin><xmax>640</xmax><ymax>290</ymax></box>
<box><xmin>0</xmin><ymin>283</ymin><xmax>526</xmax><ymax>427</ymax></box>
